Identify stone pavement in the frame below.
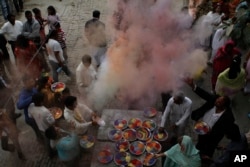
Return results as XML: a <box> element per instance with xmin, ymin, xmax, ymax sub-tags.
<box><xmin>0</xmin><ymin>0</ymin><xmax>250</xmax><ymax>167</ymax></box>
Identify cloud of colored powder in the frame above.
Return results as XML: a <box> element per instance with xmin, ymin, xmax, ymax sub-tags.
<box><xmin>90</xmin><ymin>0</ymin><xmax>207</xmax><ymax>111</ymax></box>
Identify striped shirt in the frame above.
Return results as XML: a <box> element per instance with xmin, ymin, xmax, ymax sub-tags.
<box><xmin>56</xmin><ymin>28</ymin><xmax>66</xmax><ymax>49</ymax></box>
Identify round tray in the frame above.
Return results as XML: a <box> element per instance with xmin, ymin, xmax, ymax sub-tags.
<box><xmin>146</xmin><ymin>141</ymin><xmax>161</xmax><ymax>154</ymax></box>
<box><xmin>108</xmin><ymin>129</ymin><xmax>123</xmax><ymax>141</ymax></box>
<box><xmin>128</xmin><ymin>118</ymin><xmax>142</xmax><ymax>129</ymax></box>
<box><xmin>97</xmin><ymin>149</ymin><xmax>113</xmax><ymax>164</ymax></box>
<box><xmin>143</xmin><ymin>152</ymin><xmax>157</xmax><ymax>166</ymax></box>
<box><xmin>123</xmin><ymin>128</ymin><xmax>137</xmax><ymax>142</ymax></box>
<box><xmin>51</xmin><ymin>82</ymin><xmax>65</xmax><ymax>93</ymax></box>
<box><xmin>153</xmin><ymin>129</ymin><xmax>168</xmax><ymax>141</ymax></box>
<box><xmin>129</xmin><ymin>141</ymin><xmax>145</xmax><ymax>156</ymax></box>
<box><xmin>128</xmin><ymin>158</ymin><xmax>143</xmax><ymax>167</ymax></box>
<box><xmin>79</xmin><ymin>135</ymin><xmax>95</xmax><ymax>149</ymax></box>
<box><xmin>136</xmin><ymin>127</ymin><xmax>151</xmax><ymax>141</ymax></box>
<box><xmin>49</xmin><ymin>107</ymin><xmax>62</xmax><ymax>119</ymax></box>
<box><xmin>115</xmin><ymin>139</ymin><xmax>130</xmax><ymax>152</ymax></box>
<box><xmin>143</xmin><ymin>107</ymin><xmax>157</xmax><ymax>118</ymax></box>
<box><xmin>142</xmin><ymin>120</ymin><xmax>156</xmax><ymax>131</ymax></box>
<box><xmin>114</xmin><ymin>152</ymin><xmax>131</xmax><ymax>166</ymax></box>
<box><xmin>114</xmin><ymin>119</ymin><xmax>127</xmax><ymax>130</ymax></box>
<box><xmin>194</xmin><ymin>121</ymin><xmax>210</xmax><ymax>135</ymax></box>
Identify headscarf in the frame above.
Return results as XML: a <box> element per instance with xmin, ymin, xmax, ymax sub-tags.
<box><xmin>182</xmin><ymin>135</ymin><xmax>200</xmax><ymax>156</ymax></box>
<box><xmin>222</xmin><ymin>40</ymin><xmax>235</xmax><ymax>54</ymax></box>
<box><xmin>164</xmin><ymin>135</ymin><xmax>201</xmax><ymax>167</ymax></box>
<box><xmin>214</xmin><ymin>40</ymin><xmax>240</xmax><ymax>62</ymax></box>
<box><xmin>215</xmin><ymin>68</ymin><xmax>245</xmax><ymax>96</ymax></box>
<box><xmin>212</xmin><ymin>40</ymin><xmax>241</xmax><ymax>89</ymax></box>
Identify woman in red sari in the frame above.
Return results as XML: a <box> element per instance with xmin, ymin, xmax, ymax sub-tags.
<box><xmin>211</xmin><ymin>40</ymin><xmax>241</xmax><ymax>91</ymax></box>
<box><xmin>15</xmin><ymin>35</ymin><xmax>43</xmax><ymax>79</ymax></box>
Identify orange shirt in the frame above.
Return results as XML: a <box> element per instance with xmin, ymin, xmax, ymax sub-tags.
<box><xmin>15</xmin><ymin>41</ymin><xmax>42</xmax><ymax>79</ymax></box>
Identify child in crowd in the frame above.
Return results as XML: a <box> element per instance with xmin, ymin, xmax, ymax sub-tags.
<box><xmin>47</xmin><ymin>5</ymin><xmax>60</xmax><ymax>31</ymax></box>
<box><xmin>54</xmin><ymin>22</ymin><xmax>68</xmax><ymax>61</ymax></box>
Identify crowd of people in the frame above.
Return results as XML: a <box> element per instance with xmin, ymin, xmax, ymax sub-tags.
<box><xmin>175</xmin><ymin>0</ymin><xmax>250</xmax><ymax>97</ymax></box>
<box><xmin>0</xmin><ymin>1</ymin><xmax>106</xmax><ymax>165</ymax></box>
<box><xmin>0</xmin><ymin>0</ymin><xmax>250</xmax><ymax>167</ymax></box>
<box><xmin>155</xmin><ymin>1</ymin><xmax>250</xmax><ymax>167</ymax></box>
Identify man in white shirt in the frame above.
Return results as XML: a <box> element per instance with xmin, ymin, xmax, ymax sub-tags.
<box><xmin>159</xmin><ymin>91</ymin><xmax>192</xmax><ymax>137</ymax></box>
<box><xmin>76</xmin><ymin>54</ymin><xmax>97</xmax><ymax>98</ymax></box>
<box><xmin>85</xmin><ymin>10</ymin><xmax>107</xmax><ymax>68</ymax></box>
<box><xmin>64</xmin><ymin>96</ymin><xmax>97</xmax><ymax>135</ymax></box>
<box><xmin>0</xmin><ymin>13</ymin><xmax>23</xmax><ymax>56</ymax></box>
<box><xmin>46</xmin><ymin>30</ymin><xmax>71</xmax><ymax>82</ymax></box>
<box><xmin>28</xmin><ymin>92</ymin><xmax>55</xmax><ymax>156</ymax></box>
<box><xmin>185</xmin><ymin>78</ymin><xmax>235</xmax><ymax>158</ymax></box>
<box><xmin>201</xmin><ymin>106</ymin><xmax>224</xmax><ymax>129</ymax></box>
<box><xmin>28</xmin><ymin>93</ymin><xmax>55</xmax><ymax>133</ymax></box>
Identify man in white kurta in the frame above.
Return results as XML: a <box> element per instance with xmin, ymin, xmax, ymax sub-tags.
<box><xmin>159</xmin><ymin>91</ymin><xmax>192</xmax><ymax>137</ymax></box>
<box><xmin>209</xmin><ymin>23</ymin><xmax>229</xmax><ymax>64</ymax></box>
<box><xmin>64</xmin><ymin>96</ymin><xmax>97</xmax><ymax>135</ymax></box>
<box><xmin>0</xmin><ymin>13</ymin><xmax>23</xmax><ymax>58</ymax></box>
<box><xmin>76</xmin><ymin>55</ymin><xmax>97</xmax><ymax>98</ymax></box>
<box><xmin>198</xmin><ymin>7</ymin><xmax>224</xmax><ymax>48</ymax></box>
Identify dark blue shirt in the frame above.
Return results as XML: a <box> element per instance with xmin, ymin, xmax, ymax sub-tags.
<box><xmin>16</xmin><ymin>87</ymin><xmax>37</xmax><ymax>123</ymax></box>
